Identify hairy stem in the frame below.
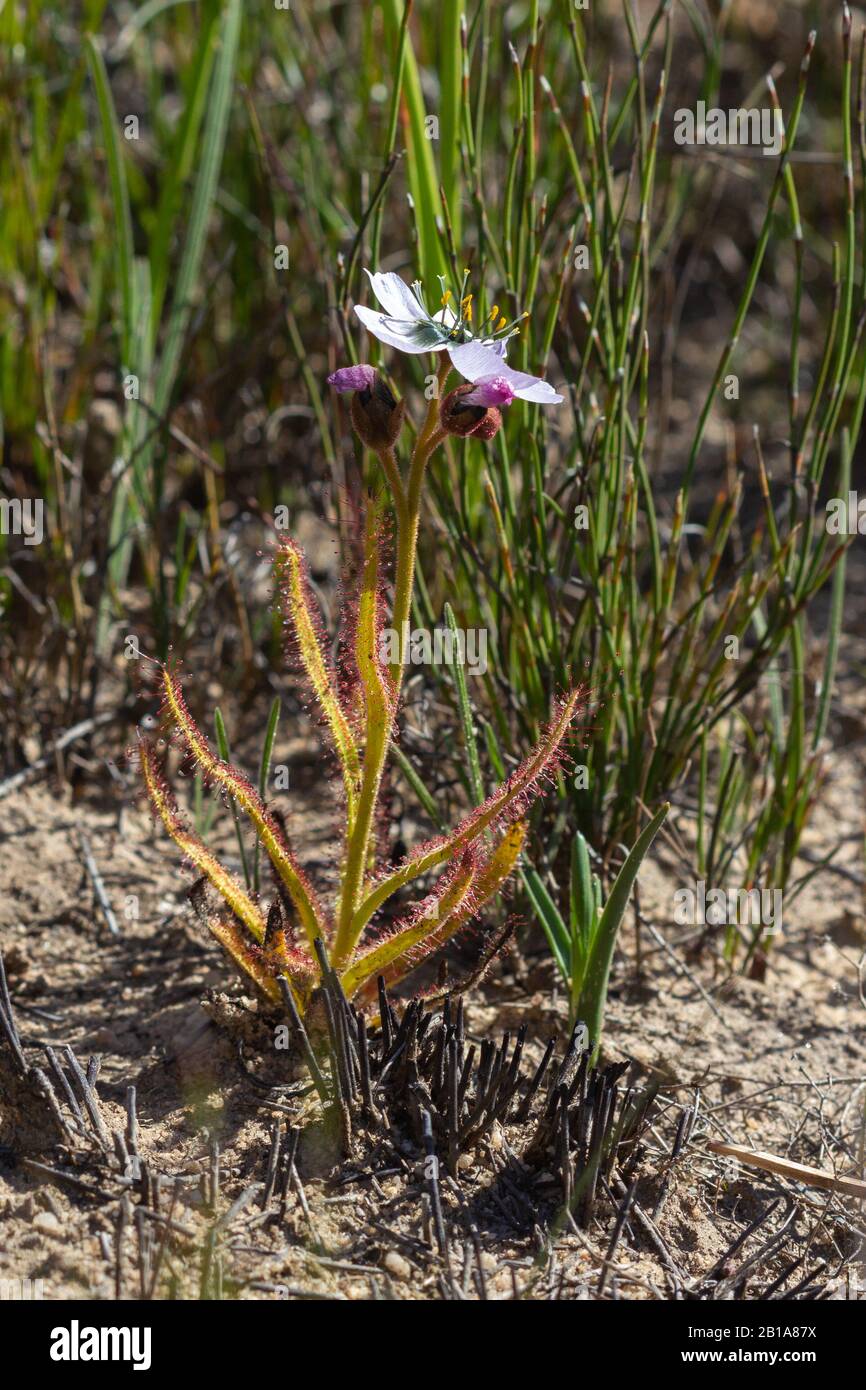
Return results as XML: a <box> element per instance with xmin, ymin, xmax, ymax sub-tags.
<box><xmin>376</xmin><ymin>445</ymin><xmax>407</xmax><ymax>524</ymax></box>
<box><xmin>332</xmin><ymin>355</ymin><xmax>451</xmax><ymax>969</ymax></box>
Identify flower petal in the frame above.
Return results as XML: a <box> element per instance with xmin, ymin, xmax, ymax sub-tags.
<box><xmin>326</xmin><ymin>364</ymin><xmax>377</xmax><ymax>393</ymax></box>
<box><xmin>450</xmin><ymin>341</ymin><xmax>563</xmax><ymax>403</ymax></box>
<box><xmin>507</xmin><ymin>374</ymin><xmax>564</xmax><ymax>404</ymax></box>
<box><xmin>433</xmin><ymin>304</ymin><xmax>459</xmax><ymax>329</ymax></box>
<box><xmin>364</xmin><ymin>269</ymin><xmax>429</xmax><ymax>322</ymax></box>
<box><xmin>355</xmin><ymin>304</ymin><xmax>447</xmax><ymax>354</ymax></box>
<box><xmin>448</xmin><ymin>340</ymin><xmax>507</xmax><ymax>380</ymax></box>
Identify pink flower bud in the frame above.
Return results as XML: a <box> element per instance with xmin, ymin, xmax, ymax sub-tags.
<box><xmin>327</xmin><ymin>365</ymin><xmax>404</xmax><ymax>449</ymax></box>
<box><xmin>327</xmin><ymin>365</ymin><xmax>378</xmax><ymax>393</ymax></box>
<box><xmin>439</xmin><ymin>383</ymin><xmax>505</xmax><ymax>441</ymax></box>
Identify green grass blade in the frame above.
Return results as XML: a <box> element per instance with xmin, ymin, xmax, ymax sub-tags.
<box><xmin>389</xmin><ymin>743</ymin><xmax>445</xmax><ymax>830</ymax></box>
<box><xmin>148</xmin><ymin>11</ymin><xmax>219</xmax><ymax>332</ymax></box>
<box><xmin>152</xmin><ymin>0</ymin><xmax>242</xmax><ymax>421</ymax></box>
<box><xmin>84</xmin><ymin>35</ymin><xmax>134</xmax><ymax>363</ymax></box>
<box><xmin>812</xmin><ymin>429</ymin><xmax>850</xmax><ymax>752</ymax></box>
<box><xmin>438</xmin><ymin>0</ymin><xmax>462</xmax><ymax>245</ymax></box>
<box><xmin>381</xmin><ymin>0</ymin><xmax>443</xmax><ymax>284</ymax></box>
<box><xmin>443</xmin><ymin>601</ymin><xmax>483</xmax><ymax>805</ymax></box>
<box><xmin>253</xmin><ymin>696</ymin><xmax>281</xmax><ymax>894</ymax></box>
<box><xmin>215</xmin><ymin>706</ymin><xmax>252</xmax><ymax>890</ymax></box>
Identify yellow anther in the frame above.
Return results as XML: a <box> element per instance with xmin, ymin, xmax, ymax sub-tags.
<box><xmin>490</xmin><ymin>304</ymin><xmax>499</xmax><ymax>321</ymax></box>
<box><xmin>461</xmin><ymin>294</ymin><xmax>473</xmax><ymax>322</ymax></box>
<box><xmin>497</xmin><ymin>315</ymin><xmax>507</xmax><ymax>330</ymax></box>
<box><xmin>441</xmin><ymin>289</ymin><xmax>452</xmax><ymax>305</ymax></box>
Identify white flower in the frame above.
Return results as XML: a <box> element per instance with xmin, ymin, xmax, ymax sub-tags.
<box><xmin>353</xmin><ymin>269</ymin><xmax>562</xmax><ymax>405</ymax></box>
<box><xmin>354</xmin><ymin>271</ymin><xmax>458</xmax><ymax>353</ymax></box>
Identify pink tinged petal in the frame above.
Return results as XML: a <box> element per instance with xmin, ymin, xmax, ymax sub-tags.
<box><xmin>463</xmin><ymin>375</ymin><xmax>516</xmax><ymax>408</ymax></box>
<box><xmin>508</xmin><ymin>376</ymin><xmax>564</xmax><ymax>404</ymax></box>
<box><xmin>364</xmin><ymin>269</ymin><xmax>429</xmax><ymax>322</ymax></box>
<box><xmin>448</xmin><ymin>339</ymin><xmax>508</xmax><ymax>381</ymax></box>
<box><xmin>449</xmin><ymin>341</ymin><xmax>563</xmax><ymax>404</ymax></box>
<box><xmin>354</xmin><ymin>304</ymin><xmax>447</xmax><ymax>354</ymax></box>
<box><xmin>326</xmin><ymin>364</ymin><xmax>377</xmax><ymax>393</ymax></box>
<box><xmin>465</xmin><ymin>335</ymin><xmax>509</xmax><ymax>359</ymax></box>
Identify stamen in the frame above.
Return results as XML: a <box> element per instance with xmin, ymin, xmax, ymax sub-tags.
<box><xmin>494</xmin><ymin>310</ymin><xmax>530</xmax><ymax>338</ymax></box>
<box><xmin>411</xmin><ymin>280</ymin><xmax>429</xmax><ymax>316</ymax></box>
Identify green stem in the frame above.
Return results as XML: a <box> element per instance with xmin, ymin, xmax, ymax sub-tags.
<box><xmin>331</xmin><ymin>357</ymin><xmax>451</xmax><ymax>968</ymax></box>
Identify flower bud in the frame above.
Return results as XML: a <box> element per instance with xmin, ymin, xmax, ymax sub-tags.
<box><xmin>439</xmin><ymin>376</ymin><xmax>514</xmax><ymax>441</ymax></box>
<box><xmin>327</xmin><ymin>365</ymin><xmax>404</xmax><ymax>450</ymax></box>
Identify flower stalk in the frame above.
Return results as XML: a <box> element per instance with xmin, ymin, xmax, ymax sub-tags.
<box><xmin>332</xmin><ymin>354</ymin><xmax>451</xmax><ymax>968</ymax></box>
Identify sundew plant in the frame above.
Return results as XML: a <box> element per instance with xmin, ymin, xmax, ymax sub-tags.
<box><xmin>139</xmin><ymin>293</ymin><xmax>580</xmax><ymax>1016</ymax></box>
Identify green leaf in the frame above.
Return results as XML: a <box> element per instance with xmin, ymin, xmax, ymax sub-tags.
<box><xmin>570</xmin><ymin>830</ymin><xmax>595</xmax><ymax>956</ymax></box>
<box><xmin>577</xmin><ymin>802</ymin><xmax>670</xmax><ymax>1058</ymax></box>
<box><xmin>522</xmin><ymin>866</ymin><xmax>570</xmax><ymax>982</ymax></box>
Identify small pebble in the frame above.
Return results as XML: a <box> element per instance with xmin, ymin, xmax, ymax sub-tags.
<box><xmin>383</xmin><ymin>1250</ymin><xmax>412</xmax><ymax>1281</ymax></box>
<box><xmin>33</xmin><ymin>1211</ymin><xmax>62</xmax><ymax>1237</ymax></box>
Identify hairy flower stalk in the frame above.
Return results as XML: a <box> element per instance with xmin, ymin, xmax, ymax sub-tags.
<box><xmin>331</xmin><ymin>354</ymin><xmax>451</xmax><ymax>969</ymax></box>
<box><xmin>140</xmin><ymin>270</ymin><xmax>572</xmax><ymax>1018</ymax></box>
<box><xmin>276</xmin><ymin>539</ymin><xmax>362</xmax><ymax>833</ymax></box>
